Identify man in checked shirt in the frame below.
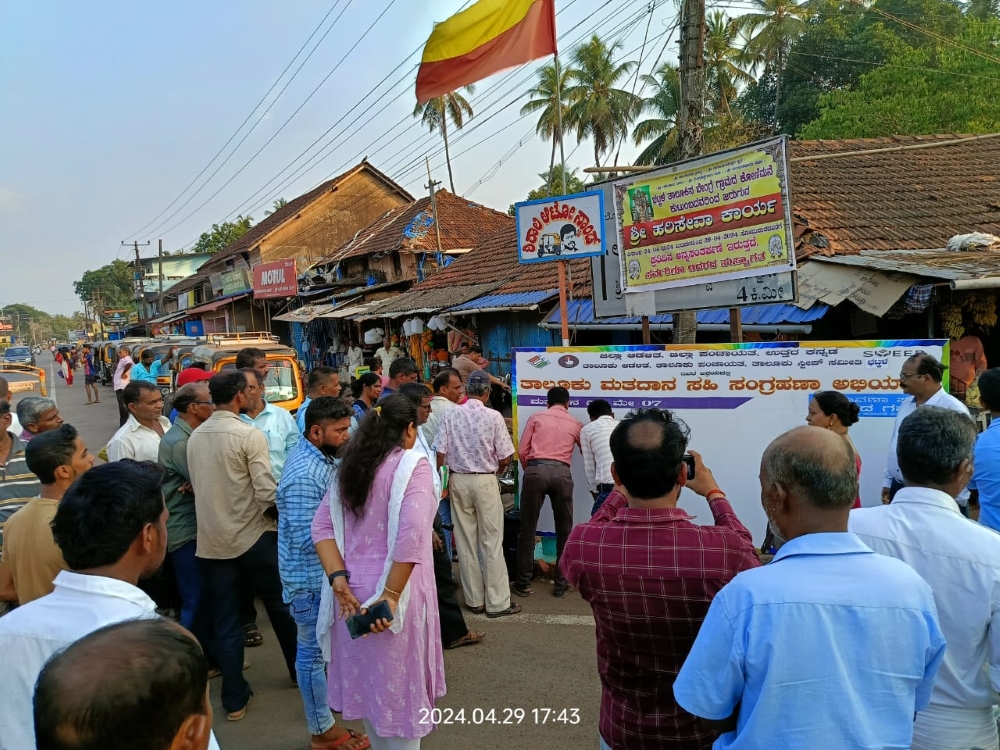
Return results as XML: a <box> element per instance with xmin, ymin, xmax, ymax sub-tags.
<box><xmin>561</xmin><ymin>409</ymin><xmax>760</xmax><ymax>750</ymax></box>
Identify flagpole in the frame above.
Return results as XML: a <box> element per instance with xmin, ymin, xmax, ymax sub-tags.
<box><xmin>554</xmin><ymin>51</ymin><xmax>570</xmax><ymax>346</ymax></box>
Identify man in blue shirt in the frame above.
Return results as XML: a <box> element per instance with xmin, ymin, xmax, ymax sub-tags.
<box><xmin>238</xmin><ymin>369</ymin><xmax>300</xmax><ymax>482</ymax></box>
<box><xmin>275</xmin><ymin>397</ymin><xmax>367</xmax><ymax>750</ymax></box>
<box><xmin>129</xmin><ymin>346</ymin><xmax>175</xmax><ymax>384</ymax></box>
<box><xmin>295</xmin><ymin>367</ymin><xmax>341</xmax><ymax>433</ymax></box>
<box><xmin>674</xmin><ymin>425</ymin><xmax>946</xmax><ymax>750</ymax></box>
<box><xmin>970</xmin><ymin>367</ymin><xmax>1000</xmax><ymax>531</ymax></box>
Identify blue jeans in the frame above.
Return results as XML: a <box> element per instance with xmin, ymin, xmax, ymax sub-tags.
<box><xmin>290</xmin><ymin>590</ymin><xmax>335</xmax><ymax>736</ymax></box>
<box><xmin>168</xmin><ymin>540</ymin><xmax>201</xmax><ymax>630</ymax></box>
<box><xmin>591</xmin><ymin>489</ymin><xmax>613</xmax><ymax>517</ymax></box>
<box><xmin>438</xmin><ymin>497</ymin><xmax>454</xmax><ymax>554</ymax></box>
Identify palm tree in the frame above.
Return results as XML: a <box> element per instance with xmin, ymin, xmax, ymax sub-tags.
<box><xmin>705</xmin><ymin>12</ymin><xmax>755</xmax><ymax>117</ymax></box>
<box><xmin>264</xmin><ymin>198</ymin><xmax>288</xmax><ymax>217</ymax></box>
<box><xmin>564</xmin><ymin>35</ymin><xmax>641</xmax><ymax>168</ymax></box>
<box><xmin>632</xmin><ymin>63</ymin><xmax>681</xmax><ymax>166</ymax></box>
<box><xmin>737</xmin><ymin>0</ymin><xmax>811</xmax><ymax>125</ymax></box>
<box><xmin>413</xmin><ymin>87</ymin><xmax>475</xmax><ymax>193</ymax></box>
<box><xmin>521</xmin><ymin>61</ymin><xmax>572</xmax><ymax>191</ymax></box>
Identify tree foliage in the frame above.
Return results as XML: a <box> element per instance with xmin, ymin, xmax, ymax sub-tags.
<box><xmin>189</xmin><ymin>215</ymin><xmax>254</xmax><ymax>255</ymax></box>
<box><xmin>73</xmin><ymin>259</ymin><xmax>136</xmax><ymax>310</ymax></box>
<box><xmin>507</xmin><ymin>167</ymin><xmax>587</xmax><ymax>216</ymax></box>
<box><xmin>414</xmin><ymin>87</ymin><xmax>475</xmax><ymax>193</ymax></box>
<box><xmin>1</xmin><ymin>303</ymin><xmax>85</xmax><ymax>343</ymax></box>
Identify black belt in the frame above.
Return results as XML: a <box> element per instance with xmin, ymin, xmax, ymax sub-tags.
<box><xmin>527</xmin><ymin>459</ymin><xmax>569</xmax><ymax>468</ymax></box>
<box><xmin>596</xmin><ymin>483</ymin><xmax>614</xmax><ymax>491</ymax></box>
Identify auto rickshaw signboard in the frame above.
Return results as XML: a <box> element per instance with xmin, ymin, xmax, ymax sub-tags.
<box><xmin>614</xmin><ymin>135</ymin><xmax>796</xmax><ymax>293</ymax></box>
<box><xmin>515</xmin><ymin>190</ymin><xmax>605</xmax><ymax>264</ymax></box>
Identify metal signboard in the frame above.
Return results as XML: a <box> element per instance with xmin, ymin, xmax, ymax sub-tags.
<box><xmin>515</xmin><ymin>190</ymin><xmax>605</xmax><ymax>263</ymax></box>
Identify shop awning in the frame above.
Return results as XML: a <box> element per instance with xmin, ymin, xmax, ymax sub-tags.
<box><xmin>318</xmin><ymin>299</ymin><xmax>384</xmax><ymax>319</ymax></box>
<box><xmin>447</xmin><ymin>290</ymin><xmax>557</xmax><ymax>315</ymax></box>
<box><xmin>544</xmin><ymin>300</ymin><xmax>830</xmax><ymax>331</ymax></box>
<box><xmin>149</xmin><ymin>310</ymin><xmax>189</xmax><ymax>325</ymax></box>
<box><xmin>795</xmin><ymin>259</ymin><xmax>920</xmax><ymax>316</ymax></box>
<box><xmin>271</xmin><ymin>303</ymin><xmax>340</xmax><ymax>323</ymax></box>
<box><xmin>184</xmin><ymin>293</ymin><xmax>250</xmax><ymax>316</ymax></box>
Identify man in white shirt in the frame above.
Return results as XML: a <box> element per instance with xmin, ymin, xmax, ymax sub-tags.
<box><xmin>238</xmin><ymin>368</ymin><xmax>300</xmax><ymax>481</ymax></box>
<box><xmin>884</xmin><ymin>352</ymin><xmax>969</xmax><ymax>507</ymax></box>
<box><xmin>581</xmin><ymin>399</ymin><xmax>616</xmax><ymax>516</ymax></box>
<box><xmin>106</xmin><ymin>381</ymin><xmax>171</xmax><ymax>463</ymax></box>
<box><xmin>851</xmin><ymin>406</ymin><xmax>1000</xmax><ymax>750</ymax></box>
<box><xmin>112</xmin><ymin>345</ymin><xmax>134</xmax><ymax>427</ymax></box>
<box><xmin>0</xmin><ymin>460</ymin><xmax>220</xmax><ymax>750</ymax></box>
<box><xmin>422</xmin><ymin>367</ymin><xmax>463</xmax><ymax>554</ymax></box>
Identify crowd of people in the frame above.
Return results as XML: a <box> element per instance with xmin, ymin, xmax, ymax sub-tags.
<box><xmin>2</xmin><ymin>347</ymin><xmax>1000</xmax><ymax>749</ymax></box>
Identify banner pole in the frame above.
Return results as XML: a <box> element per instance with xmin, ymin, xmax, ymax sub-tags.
<box><xmin>558</xmin><ymin>261</ymin><xmax>571</xmax><ymax>346</ymax></box>
<box><xmin>553</xmin><ymin>51</ymin><xmax>571</xmax><ymax>346</ymax></box>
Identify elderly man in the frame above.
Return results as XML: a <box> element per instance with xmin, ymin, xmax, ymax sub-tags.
<box><xmin>113</xmin><ymin>346</ymin><xmax>135</xmax><ymax>426</ymax></box>
<box><xmin>884</xmin><ymin>352</ymin><xmax>969</xmax><ymax>505</ymax></box>
<box><xmin>187</xmin><ymin>371</ymin><xmax>297</xmax><ymax>722</ymax></box>
<box><xmin>435</xmin><ymin>370</ymin><xmax>519</xmax><ymax>618</ymax></box>
<box><xmin>516</xmin><ymin>386</ymin><xmax>583</xmax><ymax>598</ymax></box>
<box><xmin>33</xmin><ymin>619</ymin><xmax>214</xmax><ymax>750</ymax></box>
<box><xmin>562</xmin><ymin>409</ymin><xmax>760</xmax><ymax>750</ymax></box>
<box><xmin>851</xmin><ymin>406</ymin><xmax>1000</xmax><ymax>749</ymax></box>
<box><xmin>295</xmin><ymin>366</ymin><xmax>341</xmax><ymax>433</ymax></box>
<box><xmin>0</xmin><ymin>378</ymin><xmax>22</xmax><ymax>434</ymax></box>
<box><xmin>16</xmin><ymin>396</ymin><xmax>62</xmax><ymax>442</ymax></box>
<box><xmin>422</xmin><ymin>367</ymin><xmax>463</xmax><ymax>554</ymax></box>
<box><xmin>674</xmin><ymin>426</ymin><xmax>946</xmax><ymax>750</ymax></box>
<box><xmin>0</xmin><ymin>461</ymin><xmax>220</xmax><ymax>750</ymax></box>
<box><xmin>0</xmin><ymin>424</ymin><xmax>93</xmax><ymax>606</ymax></box>
<box><xmin>239</xmin><ymin>368</ymin><xmax>299</xmax><ymax>482</ymax></box>
<box><xmin>158</xmin><ymin>383</ymin><xmax>215</xmax><ymax>632</ymax></box>
<box><xmin>380</xmin><ymin>357</ymin><xmax>419</xmax><ymax>398</ymax></box>
<box><xmin>130</xmin><ymin>346</ymin><xmax>175</xmax><ymax>385</ymax></box>
<box><xmin>106</xmin><ymin>382</ymin><xmax>170</xmax><ymax>463</ymax></box>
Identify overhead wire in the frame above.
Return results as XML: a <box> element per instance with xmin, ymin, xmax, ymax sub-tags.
<box><xmin>130</xmin><ymin>0</ymin><xmax>354</xmax><ymax>241</ymax></box>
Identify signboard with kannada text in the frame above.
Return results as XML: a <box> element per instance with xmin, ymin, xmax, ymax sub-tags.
<box><xmin>615</xmin><ymin>136</ymin><xmax>796</xmax><ymax>293</ymax></box>
<box><xmin>253</xmin><ymin>259</ymin><xmax>298</xmax><ymax>299</ymax></box>
<box><xmin>515</xmin><ymin>190</ymin><xmax>605</xmax><ymax>264</ymax></box>
<box><xmin>513</xmin><ymin>340</ymin><xmax>946</xmax><ymax>541</ymax></box>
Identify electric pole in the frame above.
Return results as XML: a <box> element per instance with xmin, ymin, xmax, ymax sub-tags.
<box><xmin>425</xmin><ymin>157</ymin><xmax>445</xmax><ymax>262</ymax></box>
<box><xmin>674</xmin><ymin>0</ymin><xmax>706</xmax><ymax>345</ymax></box>
<box><xmin>123</xmin><ymin>240</ymin><xmax>151</xmax><ymax>337</ymax></box>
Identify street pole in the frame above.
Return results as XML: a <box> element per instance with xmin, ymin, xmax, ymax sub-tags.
<box><xmin>674</xmin><ymin>0</ymin><xmax>706</xmax><ymax>345</ymax></box>
<box><xmin>123</xmin><ymin>240</ymin><xmax>151</xmax><ymax>337</ymax></box>
<box><xmin>553</xmin><ymin>51</ymin><xmax>571</xmax><ymax>346</ymax></box>
<box><xmin>158</xmin><ymin>238</ymin><xmax>164</xmax><ymax>323</ymax></box>
<box><xmin>424</xmin><ymin>157</ymin><xmax>444</xmax><ymax>259</ymax></box>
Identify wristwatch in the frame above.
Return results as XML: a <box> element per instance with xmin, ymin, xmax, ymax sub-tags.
<box><xmin>328</xmin><ymin>570</ymin><xmax>350</xmax><ymax>585</ymax></box>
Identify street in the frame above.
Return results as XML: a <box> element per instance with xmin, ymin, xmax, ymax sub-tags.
<box><xmin>35</xmin><ymin>356</ymin><xmax>602</xmax><ymax>750</ymax></box>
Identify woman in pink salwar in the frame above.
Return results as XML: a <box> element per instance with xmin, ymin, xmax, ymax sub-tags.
<box><xmin>312</xmin><ymin>394</ymin><xmax>445</xmax><ymax>750</ymax></box>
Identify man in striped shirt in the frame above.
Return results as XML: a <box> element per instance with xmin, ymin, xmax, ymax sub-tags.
<box><xmin>0</xmin><ymin>400</ymin><xmax>41</xmax><ymax>615</ymax></box>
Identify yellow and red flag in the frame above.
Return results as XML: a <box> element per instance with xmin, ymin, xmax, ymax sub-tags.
<box><xmin>416</xmin><ymin>0</ymin><xmax>557</xmax><ymax>104</ymax></box>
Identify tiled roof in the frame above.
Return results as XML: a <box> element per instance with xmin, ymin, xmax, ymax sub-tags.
<box><xmin>412</xmin><ymin>225</ymin><xmax>592</xmax><ymax>297</ymax></box>
<box><xmin>789</xmin><ymin>133</ymin><xmax>1000</xmax><ymax>258</ymax></box>
<box><xmin>324</xmin><ymin>190</ymin><xmax>513</xmax><ymax>262</ymax></box>
<box><xmin>366</xmin><ymin>282</ymin><xmax>504</xmax><ymax>317</ymax></box>
<box><xmin>164</xmin><ymin>162</ymin><xmax>413</xmax><ymax>299</ymax></box>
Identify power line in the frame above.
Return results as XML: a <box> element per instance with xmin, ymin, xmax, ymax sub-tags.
<box><xmin>126</xmin><ymin>0</ymin><xmax>350</xmax><ymax>240</ymax></box>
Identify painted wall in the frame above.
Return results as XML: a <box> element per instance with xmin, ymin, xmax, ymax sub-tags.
<box><xmin>477</xmin><ymin>311</ymin><xmax>560</xmax><ymax>377</ymax></box>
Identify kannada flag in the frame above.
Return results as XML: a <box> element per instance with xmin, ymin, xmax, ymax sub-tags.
<box><xmin>415</xmin><ymin>0</ymin><xmax>557</xmax><ymax>104</ymax></box>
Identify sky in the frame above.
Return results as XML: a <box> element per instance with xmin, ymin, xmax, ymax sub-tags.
<box><xmin>0</xmin><ymin>0</ymin><xmax>720</xmax><ymax>316</ymax></box>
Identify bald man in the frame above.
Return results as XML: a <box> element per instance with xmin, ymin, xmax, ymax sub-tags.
<box><xmin>33</xmin><ymin>619</ymin><xmax>213</xmax><ymax>750</ymax></box>
<box><xmin>674</xmin><ymin>427</ymin><xmax>946</xmax><ymax>750</ymax></box>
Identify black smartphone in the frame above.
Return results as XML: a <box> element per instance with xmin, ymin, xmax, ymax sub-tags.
<box><xmin>683</xmin><ymin>454</ymin><xmax>696</xmax><ymax>480</ymax></box>
<box><xmin>345</xmin><ymin>600</ymin><xmax>394</xmax><ymax>640</ymax></box>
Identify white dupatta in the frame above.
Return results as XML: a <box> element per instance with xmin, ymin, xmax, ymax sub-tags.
<box><xmin>316</xmin><ymin>449</ymin><xmax>424</xmax><ymax>661</ymax></box>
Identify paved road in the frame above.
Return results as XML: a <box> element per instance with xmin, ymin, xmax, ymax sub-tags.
<box><xmin>36</xmin><ymin>356</ymin><xmax>603</xmax><ymax>750</ymax></box>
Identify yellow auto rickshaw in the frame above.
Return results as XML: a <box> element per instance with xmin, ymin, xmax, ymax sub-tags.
<box><xmin>189</xmin><ymin>333</ymin><xmax>304</xmax><ymax>413</ymax></box>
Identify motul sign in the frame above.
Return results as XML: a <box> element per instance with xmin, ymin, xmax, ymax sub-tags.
<box><xmin>253</xmin><ymin>259</ymin><xmax>298</xmax><ymax>299</ymax></box>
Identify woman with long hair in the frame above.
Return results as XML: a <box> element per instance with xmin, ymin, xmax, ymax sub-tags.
<box><xmin>312</xmin><ymin>394</ymin><xmax>444</xmax><ymax>749</ymax></box>
<box><xmin>806</xmin><ymin>390</ymin><xmax>863</xmax><ymax>509</ymax></box>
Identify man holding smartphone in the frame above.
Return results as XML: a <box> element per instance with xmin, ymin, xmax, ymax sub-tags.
<box><xmin>561</xmin><ymin>408</ymin><xmax>760</xmax><ymax>750</ymax></box>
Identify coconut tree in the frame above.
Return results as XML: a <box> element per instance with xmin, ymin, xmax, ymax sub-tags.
<box><xmin>564</xmin><ymin>35</ymin><xmax>641</xmax><ymax>168</ymax></box>
<box><xmin>705</xmin><ymin>11</ymin><xmax>755</xmax><ymax>117</ymax></box>
<box><xmin>737</xmin><ymin>0</ymin><xmax>811</xmax><ymax>124</ymax></box>
<box><xmin>264</xmin><ymin>198</ymin><xmax>288</xmax><ymax>216</ymax></box>
<box><xmin>413</xmin><ymin>86</ymin><xmax>475</xmax><ymax>193</ymax></box>
<box><xmin>521</xmin><ymin>61</ymin><xmax>572</xmax><ymax>191</ymax></box>
<box><xmin>632</xmin><ymin>63</ymin><xmax>681</xmax><ymax>166</ymax></box>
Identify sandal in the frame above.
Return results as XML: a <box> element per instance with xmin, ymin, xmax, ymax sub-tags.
<box><xmin>467</xmin><ymin>604</ymin><xmax>485</xmax><ymax>614</ymax></box>
<box><xmin>319</xmin><ymin>728</ymin><xmax>371</xmax><ymax>750</ymax></box>
<box><xmin>446</xmin><ymin>631</ymin><xmax>485</xmax><ymax>649</ymax></box>
<box><xmin>553</xmin><ymin>585</ymin><xmax>575</xmax><ymax>598</ymax></box>
<box><xmin>243</xmin><ymin>624</ymin><xmax>263</xmax><ymax>648</ymax></box>
<box><xmin>486</xmin><ymin>603</ymin><xmax>522</xmax><ymax>619</ymax></box>
<box><xmin>226</xmin><ymin>693</ymin><xmax>253</xmax><ymax>722</ymax></box>
<box><xmin>513</xmin><ymin>586</ymin><xmax>534</xmax><ymax>598</ymax></box>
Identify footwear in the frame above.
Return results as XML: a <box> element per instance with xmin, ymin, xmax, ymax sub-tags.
<box><xmin>311</xmin><ymin>727</ymin><xmax>371</xmax><ymax>750</ymax></box>
<box><xmin>208</xmin><ymin>657</ymin><xmax>250</xmax><ymax>679</ymax></box>
<box><xmin>513</xmin><ymin>586</ymin><xmax>534</xmax><ymax>598</ymax></box>
<box><xmin>486</xmin><ymin>603</ymin><xmax>522</xmax><ymax>619</ymax></box>
<box><xmin>446</xmin><ymin>631</ymin><xmax>485</xmax><ymax>649</ymax></box>
<box><xmin>467</xmin><ymin>604</ymin><xmax>485</xmax><ymax>614</ymax></box>
<box><xmin>553</xmin><ymin>585</ymin><xmax>574</xmax><ymax>598</ymax></box>
<box><xmin>243</xmin><ymin>624</ymin><xmax>263</xmax><ymax>647</ymax></box>
<box><xmin>226</xmin><ymin>693</ymin><xmax>253</xmax><ymax>722</ymax></box>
